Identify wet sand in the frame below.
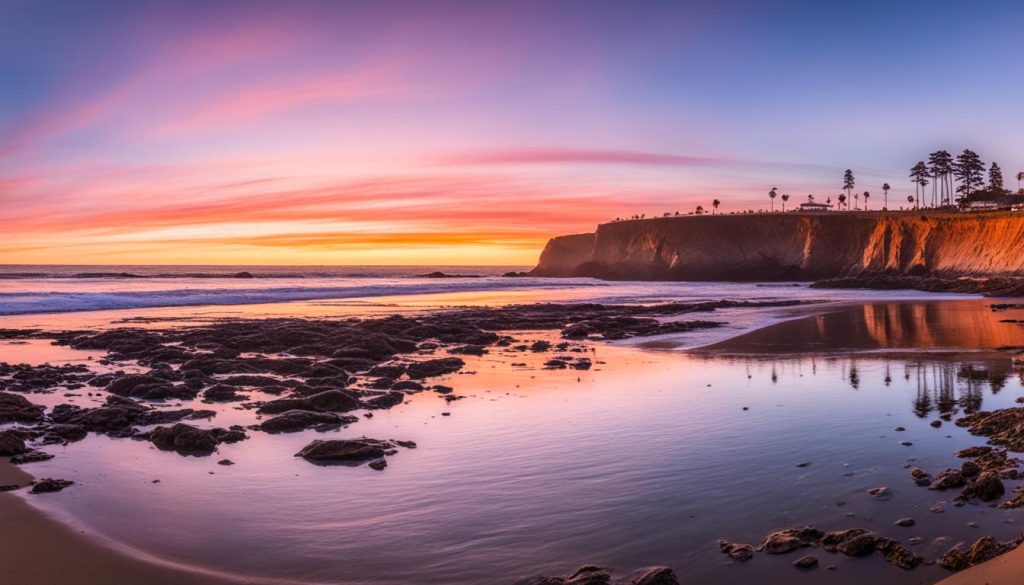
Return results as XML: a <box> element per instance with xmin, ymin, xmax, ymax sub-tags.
<box><xmin>1</xmin><ymin>459</ymin><xmax>236</xmax><ymax>585</ymax></box>
<box><xmin>939</xmin><ymin>546</ymin><xmax>1024</xmax><ymax>585</ymax></box>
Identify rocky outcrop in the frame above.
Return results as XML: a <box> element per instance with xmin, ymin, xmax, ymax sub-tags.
<box><xmin>531</xmin><ymin>212</ymin><xmax>1024</xmax><ymax>280</ymax></box>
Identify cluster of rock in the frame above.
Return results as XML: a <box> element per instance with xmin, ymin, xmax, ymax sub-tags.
<box><xmin>813</xmin><ymin>275</ymin><xmax>1024</xmax><ymax>297</ymax></box>
<box><xmin>720</xmin><ymin>526</ymin><xmax>924</xmax><ymax>571</ymax></box>
<box><xmin>909</xmin><ymin>445</ymin><xmax>1016</xmax><ymax>504</ymax></box>
<box><xmin>523</xmin><ymin>565</ymin><xmax>678</xmax><ymax>585</ymax></box>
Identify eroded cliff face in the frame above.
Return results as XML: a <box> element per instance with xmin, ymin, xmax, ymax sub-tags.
<box><xmin>531</xmin><ymin>213</ymin><xmax>1024</xmax><ymax>280</ymax></box>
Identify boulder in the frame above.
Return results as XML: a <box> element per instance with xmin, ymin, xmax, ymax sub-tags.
<box><xmin>147</xmin><ymin>423</ymin><xmax>247</xmax><ymax>455</ymax></box>
<box><xmin>257</xmin><ymin>410</ymin><xmax>356</xmax><ymax>434</ymax></box>
<box><xmin>0</xmin><ymin>392</ymin><xmax>44</xmax><ymax>423</ymax></box>
<box><xmin>405</xmin><ymin>358</ymin><xmax>465</xmax><ymax>379</ymax></box>
<box><xmin>294</xmin><ymin>438</ymin><xmax>393</xmax><ymax>464</ymax></box>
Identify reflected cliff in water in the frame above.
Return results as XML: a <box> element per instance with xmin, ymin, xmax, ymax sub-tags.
<box><xmin>703</xmin><ymin>299</ymin><xmax>1024</xmax><ymax>353</ymax></box>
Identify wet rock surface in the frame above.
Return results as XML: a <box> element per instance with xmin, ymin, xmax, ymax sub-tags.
<box><xmin>294</xmin><ymin>438</ymin><xmax>412</xmax><ymax>467</ymax></box>
<box><xmin>147</xmin><ymin>423</ymin><xmax>247</xmax><ymax>455</ymax></box>
<box><xmin>523</xmin><ymin>565</ymin><xmax>679</xmax><ymax>585</ymax></box>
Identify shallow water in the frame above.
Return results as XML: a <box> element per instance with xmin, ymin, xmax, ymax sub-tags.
<box><xmin>6</xmin><ymin>295</ymin><xmax>1024</xmax><ymax>584</ymax></box>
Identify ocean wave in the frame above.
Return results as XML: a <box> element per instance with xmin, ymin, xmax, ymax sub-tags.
<box><xmin>0</xmin><ymin>279</ymin><xmax>601</xmax><ymax>316</ymax></box>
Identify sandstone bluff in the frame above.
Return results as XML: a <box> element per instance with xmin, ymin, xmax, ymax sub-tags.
<box><xmin>530</xmin><ymin>212</ymin><xmax>1024</xmax><ymax>281</ymax></box>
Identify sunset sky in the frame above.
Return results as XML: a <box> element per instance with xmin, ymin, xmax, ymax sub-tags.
<box><xmin>3</xmin><ymin>0</ymin><xmax>1024</xmax><ymax>265</ymax></box>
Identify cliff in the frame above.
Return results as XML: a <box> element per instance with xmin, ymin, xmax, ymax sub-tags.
<box><xmin>531</xmin><ymin>212</ymin><xmax>1024</xmax><ymax>280</ymax></box>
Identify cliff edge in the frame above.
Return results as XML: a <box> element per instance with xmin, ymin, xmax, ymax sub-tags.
<box><xmin>530</xmin><ymin>212</ymin><xmax>1024</xmax><ymax>281</ymax></box>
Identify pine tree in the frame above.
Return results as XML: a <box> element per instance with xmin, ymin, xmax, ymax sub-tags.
<box><xmin>909</xmin><ymin>161</ymin><xmax>929</xmax><ymax>209</ymax></box>
<box><xmin>989</xmin><ymin>162</ymin><xmax>1005</xmax><ymax>193</ymax></box>
<box><xmin>953</xmin><ymin>150</ymin><xmax>985</xmax><ymax>199</ymax></box>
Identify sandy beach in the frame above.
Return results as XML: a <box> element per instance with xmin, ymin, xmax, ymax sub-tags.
<box><xmin>1</xmin><ymin>459</ymin><xmax>236</xmax><ymax>585</ymax></box>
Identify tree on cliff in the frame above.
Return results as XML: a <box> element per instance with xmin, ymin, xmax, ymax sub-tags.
<box><xmin>843</xmin><ymin>169</ymin><xmax>855</xmax><ymax>204</ymax></box>
<box><xmin>769</xmin><ymin>187</ymin><xmax>778</xmax><ymax>212</ymax></box>
<box><xmin>838</xmin><ymin>193</ymin><xmax>847</xmax><ymax>210</ymax></box>
<box><xmin>928</xmin><ymin>150</ymin><xmax>954</xmax><ymax>206</ymax></box>
<box><xmin>989</xmin><ymin>162</ymin><xmax>1005</xmax><ymax>193</ymax></box>
<box><xmin>712</xmin><ymin>198</ymin><xmax>721</xmax><ymax>214</ymax></box>
<box><xmin>781</xmin><ymin>193</ymin><xmax>790</xmax><ymax>211</ymax></box>
<box><xmin>863</xmin><ymin>191</ymin><xmax>870</xmax><ymax>210</ymax></box>
<box><xmin>909</xmin><ymin>161</ymin><xmax>929</xmax><ymax>209</ymax></box>
<box><xmin>882</xmin><ymin>183</ymin><xmax>891</xmax><ymax>210</ymax></box>
<box><xmin>953</xmin><ymin>149</ymin><xmax>985</xmax><ymax>199</ymax></box>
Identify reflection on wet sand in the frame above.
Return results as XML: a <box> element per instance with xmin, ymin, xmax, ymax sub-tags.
<box><xmin>703</xmin><ymin>300</ymin><xmax>1024</xmax><ymax>353</ymax></box>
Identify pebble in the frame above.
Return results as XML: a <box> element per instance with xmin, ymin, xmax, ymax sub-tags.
<box><xmin>894</xmin><ymin>518</ymin><xmax>915</xmax><ymax>527</ymax></box>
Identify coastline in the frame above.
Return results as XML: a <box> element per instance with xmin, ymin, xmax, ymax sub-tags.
<box><xmin>4</xmin><ymin>293</ymin><xmax>1024</xmax><ymax>584</ymax></box>
<box><xmin>1</xmin><ymin>458</ymin><xmax>237</xmax><ymax>585</ymax></box>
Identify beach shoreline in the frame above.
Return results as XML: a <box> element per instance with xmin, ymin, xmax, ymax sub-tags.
<box><xmin>4</xmin><ymin>295</ymin><xmax>1024</xmax><ymax>584</ymax></box>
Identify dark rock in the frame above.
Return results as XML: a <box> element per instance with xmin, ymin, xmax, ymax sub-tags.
<box><xmin>257</xmin><ymin>389</ymin><xmax>361</xmax><ymax>414</ymax></box>
<box><xmin>822</xmin><ymin>528</ymin><xmax>871</xmax><ymax>552</ymax></box>
<box><xmin>837</xmin><ymin>533</ymin><xmax>878</xmax><ymax>557</ymax></box>
<box><xmin>875</xmin><ymin>537</ymin><xmax>923</xmax><ymax>569</ymax></box>
<box><xmin>257</xmin><ymin>410</ymin><xmax>356</xmax><ymax>434</ymax></box>
<box><xmin>758</xmin><ymin>527</ymin><xmax>823</xmax><ymax>554</ymax></box>
<box><xmin>405</xmin><ymin>358</ymin><xmax>465</xmax><ymax>379</ymax></box>
<box><xmin>294</xmin><ymin>438</ymin><xmax>395</xmax><ymax>465</ymax></box>
<box><xmin>930</xmin><ymin>469</ymin><xmax>965</xmax><ymax>490</ymax></box>
<box><xmin>792</xmin><ymin>555</ymin><xmax>818</xmax><ymax>570</ymax></box>
<box><xmin>960</xmin><ymin>471</ymin><xmax>1004</xmax><ymax>502</ymax></box>
<box><xmin>0</xmin><ymin>430</ymin><xmax>29</xmax><ymax>456</ymax></box>
<box><xmin>30</xmin><ymin>478</ymin><xmax>74</xmax><ymax>494</ymax></box>
<box><xmin>717</xmin><ymin>540</ymin><xmax>754</xmax><ymax>561</ymax></box>
<box><xmin>894</xmin><ymin>518</ymin><xmax>915</xmax><ymax>527</ymax></box>
<box><xmin>629</xmin><ymin>567</ymin><xmax>679</xmax><ymax>585</ymax></box>
<box><xmin>202</xmin><ymin>384</ymin><xmax>248</xmax><ymax>402</ymax></box>
<box><xmin>368</xmin><ymin>458</ymin><xmax>387</xmax><ymax>470</ymax></box>
<box><xmin>0</xmin><ymin>392</ymin><xmax>44</xmax><ymax>423</ymax></box>
<box><xmin>147</xmin><ymin>423</ymin><xmax>247</xmax><ymax>455</ymax></box>
<box><xmin>363</xmin><ymin>392</ymin><xmax>404</xmax><ymax>410</ymax></box>
<box><xmin>10</xmin><ymin>450</ymin><xmax>54</xmax><ymax>464</ymax></box>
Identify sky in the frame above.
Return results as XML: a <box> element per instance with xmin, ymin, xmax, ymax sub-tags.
<box><xmin>3</xmin><ymin>0</ymin><xmax>1024</xmax><ymax>265</ymax></box>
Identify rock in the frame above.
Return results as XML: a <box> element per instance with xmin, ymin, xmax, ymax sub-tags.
<box><xmin>930</xmin><ymin>469</ymin><xmax>965</xmax><ymax>490</ymax></box>
<box><xmin>106</xmin><ymin>375</ymin><xmax>194</xmax><ymax>400</ymax></box>
<box><xmin>960</xmin><ymin>471</ymin><xmax>1004</xmax><ymax>502</ymax></box>
<box><xmin>257</xmin><ymin>389</ymin><xmax>361</xmax><ymax>414</ymax></box>
<box><xmin>931</xmin><ymin>420</ymin><xmax>943</xmax><ymax>428</ymax></box>
<box><xmin>961</xmin><ymin>460</ymin><xmax>981</xmax><ymax>477</ymax></box>
<box><xmin>792</xmin><ymin>555</ymin><xmax>818</xmax><ymax>570</ymax></box>
<box><xmin>202</xmin><ymin>384</ymin><xmax>248</xmax><ymax>402</ymax></box>
<box><xmin>43</xmin><ymin>424</ymin><xmax>87</xmax><ymax>443</ymax></box>
<box><xmin>868</xmin><ymin>486</ymin><xmax>892</xmax><ymax>499</ymax></box>
<box><xmin>837</xmin><ymin>533</ymin><xmax>878</xmax><ymax>557</ymax></box>
<box><xmin>894</xmin><ymin>518</ymin><xmax>915</xmax><ymax>527</ymax></box>
<box><xmin>796</xmin><ymin>461</ymin><xmax>811</xmax><ymax>468</ymax></box>
<box><xmin>218</xmin><ymin>459</ymin><xmax>234</xmax><ymax>466</ymax></box>
<box><xmin>0</xmin><ymin>392</ymin><xmax>44</xmax><ymax>423</ymax></box>
<box><xmin>758</xmin><ymin>527</ymin><xmax>823</xmax><ymax>554</ymax></box>
<box><xmin>822</xmin><ymin>528</ymin><xmax>872</xmax><ymax>552</ymax></box>
<box><xmin>717</xmin><ymin>540</ymin><xmax>754</xmax><ymax>561</ymax></box>
<box><xmin>368</xmin><ymin>458</ymin><xmax>387</xmax><ymax>470</ymax></box>
<box><xmin>256</xmin><ymin>410</ymin><xmax>356</xmax><ymax>433</ymax></box>
<box><xmin>147</xmin><ymin>423</ymin><xmax>247</xmax><ymax>455</ymax></box>
<box><xmin>910</xmin><ymin>467</ymin><xmax>932</xmax><ymax>486</ymax></box>
<box><xmin>363</xmin><ymin>391</ymin><xmax>404</xmax><ymax>410</ymax></box>
<box><xmin>875</xmin><ymin>537</ymin><xmax>923</xmax><ymax>569</ymax></box>
<box><xmin>295</xmin><ymin>438</ymin><xmax>395</xmax><ymax>465</ymax></box>
<box><xmin>899</xmin><ymin>441</ymin><xmax>913</xmax><ymax>446</ymax></box>
<box><xmin>10</xmin><ymin>451</ymin><xmax>54</xmax><ymax>464</ymax></box>
<box><xmin>405</xmin><ymin>358</ymin><xmax>465</xmax><ymax>379</ymax></box>
<box><xmin>30</xmin><ymin>478</ymin><xmax>74</xmax><ymax>494</ymax></box>
<box><xmin>629</xmin><ymin>567</ymin><xmax>679</xmax><ymax>585</ymax></box>
<box><xmin>0</xmin><ymin>430</ymin><xmax>29</xmax><ymax>456</ymax></box>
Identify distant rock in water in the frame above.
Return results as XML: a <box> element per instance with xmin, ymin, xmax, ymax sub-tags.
<box><xmin>233</xmin><ymin>271</ymin><xmax>255</xmax><ymax>278</ymax></box>
<box><xmin>418</xmin><ymin>271</ymin><xmax>481</xmax><ymax>278</ymax></box>
<box><xmin>530</xmin><ymin>213</ymin><xmax>1024</xmax><ymax>282</ymax></box>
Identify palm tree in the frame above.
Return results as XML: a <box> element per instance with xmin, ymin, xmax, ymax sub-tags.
<box><xmin>807</xmin><ymin>194</ymin><xmax>815</xmax><ymax>203</ymax></box>
<box><xmin>854</xmin><ymin>191</ymin><xmax>859</xmax><ymax>210</ymax></box>
<box><xmin>712</xmin><ymin>198</ymin><xmax>721</xmax><ymax>214</ymax></box>
<box><xmin>769</xmin><ymin>187</ymin><xmax>778</xmax><ymax>212</ymax></box>
<box><xmin>838</xmin><ymin>193</ymin><xmax>847</xmax><ymax>210</ymax></box>
<box><xmin>907</xmin><ymin>194</ymin><xmax>915</xmax><ymax>209</ymax></box>
<box><xmin>1017</xmin><ymin>172</ymin><xmax>1024</xmax><ymax>192</ymax></box>
<box><xmin>882</xmin><ymin>183</ymin><xmax>890</xmax><ymax>210</ymax></box>
<box><xmin>781</xmin><ymin>193</ymin><xmax>790</xmax><ymax>211</ymax></box>
<box><xmin>863</xmin><ymin>191</ymin><xmax>870</xmax><ymax>210</ymax></box>
<box><xmin>695</xmin><ymin>205</ymin><xmax>704</xmax><ymax>215</ymax></box>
